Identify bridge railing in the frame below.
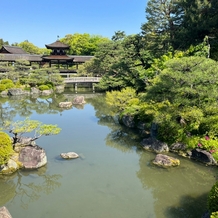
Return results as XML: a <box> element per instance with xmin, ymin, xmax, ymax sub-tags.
<box><xmin>64</xmin><ymin>77</ymin><xmax>101</xmax><ymax>83</ymax></box>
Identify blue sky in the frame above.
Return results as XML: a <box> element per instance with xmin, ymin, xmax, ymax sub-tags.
<box><xmin>0</xmin><ymin>0</ymin><xmax>147</xmax><ymax>48</ymax></box>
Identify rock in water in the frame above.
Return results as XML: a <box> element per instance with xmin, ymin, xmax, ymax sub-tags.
<box><xmin>19</xmin><ymin>145</ymin><xmax>47</xmax><ymax>169</ymax></box>
<box><xmin>0</xmin><ymin>206</ymin><xmax>13</xmax><ymax>218</ymax></box>
<box><xmin>153</xmin><ymin>154</ymin><xmax>180</xmax><ymax>167</ymax></box>
<box><xmin>60</xmin><ymin>152</ymin><xmax>79</xmax><ymax>159</ymax></box>
<box><xmin>72</xmin><ymin>96</ymin><xmax>85</xmax><ymax>105</ymax></box>
<box><xmin>59</xmin><ymin>102</ymin><xmax>72</xmax><ymax>108</ymax></box>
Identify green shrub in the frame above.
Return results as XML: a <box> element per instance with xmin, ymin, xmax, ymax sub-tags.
<box><xmin>5</xmin><ymin>83</ymin><xmax>14</xmax><ymax>89</ymax></box>
<box><xmin>211</xmin><ymin>211</ymin><xmax>218</xmax><ymax>218</ymax></box>
<box><xmin>0</xmin><ymin>79</ymin><xmax>13</xmax><ymax>84</ymax></box>
<box><xmin>19</xmin><ymin>78</ymin><xmax>28</xmax><ymax>85</ymax></box>
<box><xmin>208</xmin><ymin>181</ymin><xmax>218</xmax><ymax>213</ymax></box>
<box><xmin>45</xmin><ymin>81</ymin><xmax>54</xmax><ymax>88</ymax></box>
<box><xmin>0</xmin><ymin>132</ymin><xmax>13</xmax><ymax>165</ymax></box>
<box><xmin>0</xmin><ymin>79</ymin><xmax>14</xmax><ymax>89</ymax></box>
<box><xmin>45</xmin><ymin>83</ymin><xmax>53</xmax><ymax>89</ymax></box>
<box><xmin>15</xmin><ymin>81</ymin><xmax>21</xmax><ymax>87</ymax></box>
<box><xmin>38</xmin><ymin>85</ymin><xmax>50</xmax><ymax>91</ymax></box>
<box><xmin>23</xmin><ymin>86</ymin><xmax>31</xmax><ymax>91</ymax></box>
<box><xmin>0</xmin><ymin>84</ymin><xmax>6</xmax><ymax>92</ymax></box>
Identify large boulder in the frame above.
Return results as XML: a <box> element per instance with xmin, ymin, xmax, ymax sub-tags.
<box><xmin>170</xmin><ymin>142</ymin><xmax>189</xmax><ymax>157</ymax></box>
<box><xmin>72</xmin><ymin>96</ymin><xmax>86</xmax><ymax>105</ymax></box>
<box><xmin>0</xmin><ymin>206</ymin><xmax>12</xmax><ymax>218</ymax></box>
<box><xmin>19</xmin><ymin>145</ymin><xmax>47</xmax><ymax>169</ymax></box>
<box><xmin>16</xmin><ymin>136</ymin><xmax>36</xmax><ymax>146</ymax></box>
<box><xmin>153</xmin><ymin>154</ymin><xmax>180</xmax><ymax>167</ymax></box>
<box><xmin>41</xmin><ymin>89</ymin><xmax>53</xmax><ymax>95</ymax></box>
<box><xmin>8</xmin><ymin>88</ymin><xmax>29</xmax><ymax>96</ymax></box>
<box><xmin>55</xmin><ymin>85</ymin><xmax>65</xmax><ymax>93</ymax></box>
<box><xmin>141</xmin><ymin>137</ymin><xmax>169</xmax><ymax>153</ymax></box>
<box><xmin>191</xmin><ymin>148</ymin><xmax>217</xmax><ymax>165</ymax></box>
<box><xmin>59</xmin><ymin>102</ymin><xmax>72</xmax><ymax>108</ymax></box>
<box><xmin>1</xmin><ymin>91</ymin><xmax>8</xmax><ymax>96</ymax></box>
<box><xmin>30</xmin><ymin>87</ymin><xmax>40</xmax><ymax>94</ymax></box>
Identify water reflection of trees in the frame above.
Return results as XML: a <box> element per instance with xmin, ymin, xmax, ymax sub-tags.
<box><xmin>0</xmin><ymin>167</ymin><xmax>62</xmax><ymax>209</ymax></box>
<box><xmin>136</xmin><ymin>152</ymin><xmax>216</xmax><ymax>218</ymax></box>
<box><xmin>86</xmin><ymin>94</ymin><xmax>217</xmax><ymax>217</ymax></box>
<box><xmin>1</xmin><ymin>92</ymin><xmax>215</xmax><ymax>217</ymax></box>
<box><xmin>0</xmin><ymin>94</ymin><xmax>74</xmax><ymax>125</ymax></box>
<box><xmin>87</xmin><ymin>94</ymin><xmax>144</xmax><ymax>152</ymax></box>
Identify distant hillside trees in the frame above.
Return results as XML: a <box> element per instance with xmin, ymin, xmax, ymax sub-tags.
<box><xmin>0</xmin><ymin>38</ymin><xmax>9</xmax><ymax>48</ymax></box>
<box><xmin>17</xmin><ymin>40</ymin><xmax>50</xmax><ymax>55</ymax></box>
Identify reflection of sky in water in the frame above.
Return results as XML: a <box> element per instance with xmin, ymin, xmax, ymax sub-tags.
<box><xmin>0</xmin><ymin>93</ymin><xmax>216</xmax><ymax>218</ymax></box>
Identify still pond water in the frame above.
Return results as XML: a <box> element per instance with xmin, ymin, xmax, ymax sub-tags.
<box><xmin>0</xmin><ymin>89</ymin><xmax>217</xmax><ymax>218</ymax></box>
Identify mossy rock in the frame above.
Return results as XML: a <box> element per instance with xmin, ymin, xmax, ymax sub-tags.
<box><xmin>0</xmin><ymin>153</ymin><xmax>22</xmax><ymax>175</ymax></box>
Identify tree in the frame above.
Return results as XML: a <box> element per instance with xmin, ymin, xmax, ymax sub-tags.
<box><xmin>18</xmin><ymin>40</ymin><xmax>49</xmax><ymax>55</ymax></box>
<box><xmin>82</xmin><ymin>32</ymin><xmax>153</xmax><ymax>92</ymax></box>
<box><xmin>2</xmin><ymin>118</ymin><xmax>61</xmax><ymax>148</ymax></box>
<box><xmin>60</xmin><ymin>33</ymin><xmax>110</xmax><ymax>55</ymax></box>
<box><xmin>0</xmin><ymin>38</ymin><xmax>9</xmax><ymax>48</ymax></box>
<box><xmin>179</xmin><ymin>0</ymin><xmax>218</xmax><ymax>59</ymax></box>
<box><xmin>106</xmin><ymin>87</ymin><xmax>138</xmax><ymax>114</ymax></box>
<box><xmin>141</xmin><ymin>0</ymin><xmax>184</xmax><ymax>54</ymax></box>
<box><xmin>135</xmin><ymin>56</ymin><xmax>218</xmax><ymax>146</ymax></box>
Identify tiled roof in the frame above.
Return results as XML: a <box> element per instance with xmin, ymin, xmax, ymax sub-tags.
<box><xmin>45</xmin><ymin>40</ymin><xmax>69</xmax><ymax>49</ymax></box>
<box><xmin>0</xmin><ymin>54</ymin><xmax>42</xmax><ymax>62</ymax></box>
<box><xmin>70</xmin><ymin>56</ymin><xmax>93</xmax><ymax>62</ymax></box>
<box><xmin>0</xmin><ymin>53</ymin><xmax>93</xmax><ymax>63</ymax></box>
<box><xmin>0</xmin><ymin>45</ymin><xmax>27</xmax><ymax>54</ymax></box>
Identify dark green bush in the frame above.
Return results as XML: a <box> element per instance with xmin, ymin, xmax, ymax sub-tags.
<box><xmin>0</xmin><ymin>131</ymin><xmax>13</xmax><ymax>165</ymax></box>
<box><xmin>38</xmin><ymin>85</ymin><xmax>50</xmax><ymax>91</ymax></box>
<box><xmin>19</xmin><ymin>78</ymin><xmax>27</xmax><ymax>85</ymax></box>
<box><xmin>208</xmin><ymin>181</ymin><xmax>218</xmax><ymax>213</ymax></box>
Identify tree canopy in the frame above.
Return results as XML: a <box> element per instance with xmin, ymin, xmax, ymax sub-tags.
<box><xmin>60</xmin><ymin>33</ymin><xmax>110</xmax><ymax>55</ymax></box>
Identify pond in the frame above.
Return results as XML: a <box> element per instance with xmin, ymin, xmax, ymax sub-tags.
<box><xmin>0</xmin><ymin>90</ymin><xmax>217</xmax><ymax>218</ymax></box>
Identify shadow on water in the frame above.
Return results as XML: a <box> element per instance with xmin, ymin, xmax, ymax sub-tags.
<box><xmin>164</xmin><ymin>192</ymin><xmax>209</xmax><ymax>218</ymax></box>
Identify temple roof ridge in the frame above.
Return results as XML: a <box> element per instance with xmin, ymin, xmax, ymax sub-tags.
<box><xmin>45</xmin><ymin>40</ymin><xmax>69</xmax><ymax>49</ymax></box>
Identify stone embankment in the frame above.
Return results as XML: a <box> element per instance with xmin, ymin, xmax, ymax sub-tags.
<box><xmin>120</xmin><ymin>115</ymin><xmax>217</xmax><ymax>167</ymax></box>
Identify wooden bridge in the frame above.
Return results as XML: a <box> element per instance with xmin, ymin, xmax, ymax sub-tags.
<box><xmin>63</xmin><ymin>76</ymin><xmax>101</xmax><ymax>92</ymax></box>
<box><xmin>64</xmin><ymin>76</ymin><xmax>101</xmax><ymax>84</ymax></box>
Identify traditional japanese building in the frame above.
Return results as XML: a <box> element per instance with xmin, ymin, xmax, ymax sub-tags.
<box><xmin>0</xmin><ymin>42</ymin><xmax>93</xmax><ymax>73</ymax></box>
<box><xmin>0</xmin><ymin>45</ymin><xmax>27</xmax><ymax>54</ymax></box>
<box><xmin>42</xmin><ymin>40</ymin><xmax>74</xmax><ymax>68</ymax></box>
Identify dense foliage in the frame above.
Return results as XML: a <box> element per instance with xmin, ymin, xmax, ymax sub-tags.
<box><xmin>3</xmin><ymin>118</ymin><xmax>61</xmax><ymax>146</ymax></box>
<box><xmin>60</xmin><ymin>33</ymin><xmax>110</xmax><ymax>55</ymax></box>
<box><xmin>0</xmin><ymin>60</ymin><xmax>63</xmax><ymax>89</ymax></box>
<box><xmin>0</xmin><ymin>131</ymin><xmax>13</xmax><ymax>165</ymax></box>
<box><xmin>208</xmin><ymin>181</ymin><xmax>218</xmax><ymax>214</ymax></box>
